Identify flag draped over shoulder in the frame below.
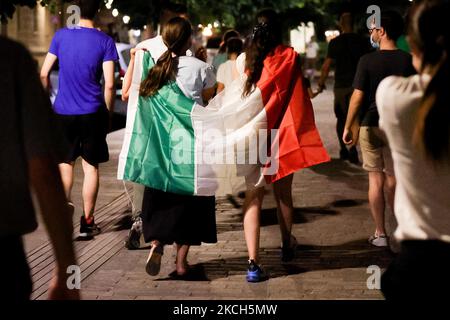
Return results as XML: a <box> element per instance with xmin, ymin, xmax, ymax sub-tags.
<box><xmin>118</xmin><ymin>46</ymin><xmax>330</xmax><ymax>196</ymax></box>
<box><xmin>256</xmin><ymin>45</ymin><xmax>331</xmax><ymax>183</ymax></box>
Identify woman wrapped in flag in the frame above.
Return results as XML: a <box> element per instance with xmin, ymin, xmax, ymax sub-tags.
<box><xmin>121</xmin><ymin>17</ymin><xmax>218</xmax><ymax>279</ymax></box>
<box><xmin>237</xmin><ymin>10</ymin><xmax>330</xmax><ymax>282</ymax></box>
<box><xmin>118</xmin><ymin>13</ymin><xmax>330</xmax><ymax>281</ymax></box>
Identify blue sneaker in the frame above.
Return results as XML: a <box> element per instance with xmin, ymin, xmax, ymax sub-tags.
<box><xmin>246</xmin><ymin>260</ymin><xmax>268</xmax><ymax>283</ymax></box>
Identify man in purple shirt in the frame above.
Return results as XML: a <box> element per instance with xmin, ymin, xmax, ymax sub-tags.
<box><xmin>41</xmin><ymin>0</ymin><xmax>118</xmax><ymax>239</ymax></box>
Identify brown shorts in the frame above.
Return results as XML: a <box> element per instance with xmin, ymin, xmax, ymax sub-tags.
<box><xmin>359</xmin><ymin>126</ymin><xmax>394</xmax><ymax>176</ymax></box>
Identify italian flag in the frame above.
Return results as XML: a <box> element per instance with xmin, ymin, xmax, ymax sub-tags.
<box><xmin>118</xmin><ymin>46</ymin><xmax>330</xmax><ymax>196</ymax></box>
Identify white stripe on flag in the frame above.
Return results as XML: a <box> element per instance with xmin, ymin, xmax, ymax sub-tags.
<box><xmin>192</xmin><ymin>76</ymin><xmax>268</xmax><ymax>195</ymax></box>
<box><xmin>118</xmin><ymin>50</ymin><xmax>145</xmax><ymax>180</ymax></box>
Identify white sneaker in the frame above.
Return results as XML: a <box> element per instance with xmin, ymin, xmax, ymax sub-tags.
<box><xmin>368</xmin><ymin>234</ymin><xmax>389</xmax><ymax>247</ymax></box>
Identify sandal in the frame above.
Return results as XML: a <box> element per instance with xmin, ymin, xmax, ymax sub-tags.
<box><xmin>145</xmin><ymin>242</ymin><xmax>164</xmax><ymax>276</ymax></box>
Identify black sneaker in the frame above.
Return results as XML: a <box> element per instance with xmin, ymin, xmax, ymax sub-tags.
<box><xmin>246</xmin><ymin>260</ymin><xmax>268</xmax><ymax>283</ymax></box>
<box><xmin>79</xmin><ymin>215</ymin><xmax>101</xmax><ymax>238</ymax></box>
<box><xmin>125</xmin><ymin>216</ymin><xmax>143</xmax><ymax>250</ymax></box>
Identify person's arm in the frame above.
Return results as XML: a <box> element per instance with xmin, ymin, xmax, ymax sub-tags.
<box><xmin>215</xmin><ymin>63</ymin><xmax>226</xmax><ymax>94</ymax></box>
<box><xmin>216</xmin><ymin>82</ymin><xmax>225</xmax><ymax>94</ymax></box>
<box><xmin>122</xmin><ymin>54</ymin><xmax>135</xmax><ymax>101</ymax></box>
<box><xmin>102</xmin><ymin>60</ymin><xmax>115</xmax><ymax>114</ymax></box>
<box><xmin>342</xmin><ymin>89</ymin><xmax>364</xmax><ymax>146</ymax></box>
<box><xmin>29</xmin><ymin>157</ymin><xmax>79</xmax><ymax>300</ymax></box>
<box><xmin>308</xmin><ymin>87</ymin><xmax>319</xmax><ymax>99</ymax></box>
<box><xmin>317</xmin><ymin>57</ymin><xmax>332</xmax><ymax>92</ymax></box>
<box><xmin>122</xmin><ymin>48</ymin><xmax>146</xmax><ymax>101</ymax></box>
<box><xmin>40</xmin><ymin>53</ymin><xmax>58</xmax><ymax>92</ymax></box>
<box><xmin>202</xmin><ymin>86</ymin><xmax>216</xmax><ymax>103</ymax></box>
<box><xmin>18</xmin><ymin>44</ymin><xmax>78</xmax><ymax>300</ymax></box>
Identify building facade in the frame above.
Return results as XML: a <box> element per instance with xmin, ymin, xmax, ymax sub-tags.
<box><xmin>6</xmin><ymin>5</ymin><xmax>56</xmax><ymax>66</ymax></box>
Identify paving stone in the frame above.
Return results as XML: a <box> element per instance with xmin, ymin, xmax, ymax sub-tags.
<box><xmin>25</xmin><ymin>84</ymin><xmax>393</xmax><ymax>300</ymax></box>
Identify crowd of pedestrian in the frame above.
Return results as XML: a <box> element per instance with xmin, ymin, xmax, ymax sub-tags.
<box><xmin>1</xmin><ymin>0</ymin><xmax>449</xmax><ymax>302</ymax></box>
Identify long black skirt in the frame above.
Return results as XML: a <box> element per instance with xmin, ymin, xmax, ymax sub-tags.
<box><xmin>141</xmin><ymin>187</ymin><xmax>217</xmax><ymax>246</ymax></box>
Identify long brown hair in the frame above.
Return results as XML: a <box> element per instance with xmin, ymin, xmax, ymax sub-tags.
<box><xmin>408</xmin><ymin>0</ymin><xmax>450</xmax><ymax>162</ymax></box>
<box><xmin>243</xmin><ymin>9</ymin><xmax>282</xmax><ymax>97</ymax></box>
<box><xmin>140</xmin><ymin>17</ymin><xmax>192</xmax><ymax>97</ymax></box>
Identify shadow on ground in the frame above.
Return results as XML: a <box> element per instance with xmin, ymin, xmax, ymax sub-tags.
<box><xmin>151</xmin><ymin>239</ymin><xmax>394</xmax><ymax>282</ymax></box>
<box><xmin>104</xmin><ymin>196</ymin><xmax>367</xmax><ymax>237</ymax></box>
<box><xmin>310</xmin><ymin>158</ymin><xmax>368</xmax><ymax>192</ymax></box>
<box><xmin>260</xmin><ymin>206</ymin><xmax>338</xmax><ymax>227</ymax></box>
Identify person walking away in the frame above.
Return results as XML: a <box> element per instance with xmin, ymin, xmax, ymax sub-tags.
<box><xmin>1</xmin><ymin>37</ymin><xmax>79</xmax><ymax>301</ymax></box>
<box><xmin>212</xmin><ymin>30</ymin><xmax>240</xmax><ymax>72</ymax></box>
<box><xmin>305</xmin><ymin>36</ymin><xmax>319</xmax><ymax>82</ymax></box>
<box><xmin>240</xmin><ymin>9</ymin><xmax>329</xmax><ymax>282</ymax></box>
<box><xmin>121</xmin><ymin>4</ymin><xmax>191</xmax><ymax>250</ymax></box>
<box><xmin>342</xmin><ymin>11</ymin><xmax>416</xmax><ymax>247</ymax></box>
<box><xmin>216</xmin><ymin>37</ymin><xmax>244</xmax><ymax>93</ymax></box>
<box><xmin>376</xmin><ymin>0</ymin><xmax>450</xmax><ymax>300</ymax></box>
<box><xmin>40</xmin><ymin>0</ymin><xmax>119</xmax><ymax>239</ymax></box>
<box><xmin>127</xmin><ymin>17</ymin><xmax>217</xmax><ymax>278</ymax></box>
<box><xmin>318</xmin><ymin>12</ymin><xmax>370</xmax><ymax>164</ymax></box>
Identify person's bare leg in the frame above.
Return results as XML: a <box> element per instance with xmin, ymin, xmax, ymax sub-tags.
<box><xmin>59</xmin><ymin>162</ymin><xmax>75</xmax><ymax>202</ymax></box>
<box><xmin>243</xmin><ymin>187</ymin><xmax>265</xmax><ymax>263</ymax></box>
<box><xmin>385</xmin><ymin>173</ymin><xmax>396</xmax><ymax>214</ymax></box>
<box><xmin>81</xmin><ymin>159</ymin><xmax>99</xmax><ymax>220</ymax></box>
<box><xmin>176</xmin><ymin>244</ymin><xmax>190</xmax><ymax>275</ymax></box>
<box><xmin>368</xmin><ymin>172</ymin><xmax>386</xmax><ymax>236</ymax></box>
<box><xmin>273</xmin><ymin>174</ymin><xmax>294</xmax><ymax>246</ymax></box>
<box><xmin>132</xmin><ymin>183</ymin><xmax>145</xmax><ymax>219</ymax></box>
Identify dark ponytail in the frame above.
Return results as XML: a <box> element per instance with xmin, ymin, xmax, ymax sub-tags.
<box><xmin>140</xmin><ymin>17</ymin><xmax>192</xmax><ymax>97</ymax></box>
<box><xmin>243</xmin><ymin>9</ymin><xmax>282</xmax><ymax>97</ymax></box>
<box><xmin>409</xmin><ymin>0</ymin><xmax>450</xmax><ymax>162</ymax></box>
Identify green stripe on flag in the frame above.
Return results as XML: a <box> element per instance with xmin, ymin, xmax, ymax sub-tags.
<box><xmin>123</xmin><ymin>51</ymin><xmax>196</xmax><ymax>195</ymax></box>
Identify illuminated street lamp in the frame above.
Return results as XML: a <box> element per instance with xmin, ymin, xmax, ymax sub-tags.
<box><xmin>202</xmin><ymin>26</ymin><xmax>213</xmax><ymax>37</ymax></box>
<box><xmin>105</xmin><ymin>0</ymin><xmax>114</xmax><ymax>10</ymax></box>
<box><xmin>112</xmin><ymin>8</ymin><xmax>119</xmax><ymax>17</ymax></box>
<box><xmin>123</xmin><ymin>15</ymin><xmax>130</xmax><ymax>24</ymax></box>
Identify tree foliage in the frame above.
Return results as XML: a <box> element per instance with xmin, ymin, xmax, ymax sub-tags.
<box><xmin>109</xmin><ymin>0</ymin><xmax>337</xmax><ymax>37</ymax></box>
<box><xmin>1</xmin><ymin>0</ymin><xmax>412</xmax><ymax>35</ymax></box>
<box><xmin>0</xmin><ymin>0</ymin><xmax>38</xmax><ymax>23</ymax></box>
<box><xmin>114</xmin><ymin>0</ymin><xmax>162</xmax><ymax>30</ymax></box>
<box><xmin>0</xmin><ymin>0</ymin><xmax>68</xmax><ymax>24</ymax></box>
<box><xmin>110</xmin><ymin>0</ymin><xmax>344</xmax><ymax>37</ymax></box>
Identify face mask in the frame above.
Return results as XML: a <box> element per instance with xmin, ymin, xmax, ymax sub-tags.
<box><xmin>370</xmin><ymin>34</ymin><xmax>380</xmax><ymax>49</ymax></box>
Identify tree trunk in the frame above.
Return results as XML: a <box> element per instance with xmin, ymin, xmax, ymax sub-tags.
<box><xmin>58</xmin><ymin>0</ymin><xmax>64</xmax><ymax>29</ymax></box>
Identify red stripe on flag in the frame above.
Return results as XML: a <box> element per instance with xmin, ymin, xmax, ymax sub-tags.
<box><xmin>257</xmin><ymin>45</ymin><xmax>330</xmax><ymax>183</ymax></box>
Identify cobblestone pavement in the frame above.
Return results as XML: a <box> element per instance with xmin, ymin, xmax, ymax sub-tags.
<box><xmin>26</xmin><ymin>84</ymin><xmax>395</xmax><ymax>300</ymax></box>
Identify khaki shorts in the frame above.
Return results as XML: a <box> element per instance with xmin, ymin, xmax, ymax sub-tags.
<box><xmin>359</xmin><ymin>126</ymin><xmax>394</xmax><ymax>176</ymax></box>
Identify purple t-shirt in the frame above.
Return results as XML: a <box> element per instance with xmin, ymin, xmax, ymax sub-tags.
<box><xmin>49</xmin><ymin>27</ymin><xmax>119</xmax><ymax>115</ymax></box>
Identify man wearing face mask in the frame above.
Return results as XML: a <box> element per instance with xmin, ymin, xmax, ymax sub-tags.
<box><xmin>343</xmin><ymin>11</ymin><xmax>415</xmax><ymax>248</ymax></box>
